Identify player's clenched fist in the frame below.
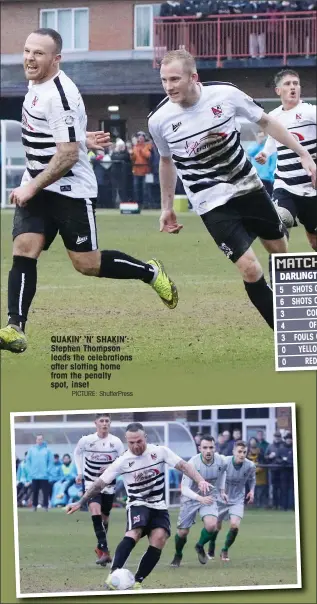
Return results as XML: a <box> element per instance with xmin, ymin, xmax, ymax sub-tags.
<box><xmin>10</xmin><ymin>182</ymin><xmax>37</xmax><ymax>207</ymax></box>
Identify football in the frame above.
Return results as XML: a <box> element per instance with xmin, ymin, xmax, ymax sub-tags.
<box><xmin>106</xmin><ymin>568</ymin><xmax>135</xmax><ymax>590</ymax></box>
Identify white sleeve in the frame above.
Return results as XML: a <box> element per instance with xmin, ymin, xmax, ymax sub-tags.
<box><xmin>306</xmin><ymin>104</ymin><xmax>317</xmax><ymax>122</ymax></box>
<box><xmin>161</xmin><ymin>446</ymin><xmax>182</xmax><ymax>468</ymax></box>
<box><xmin>100</xmin><ymin>456</ymin><xmax>123</xmax><ymax>484</ymax></box>
<box><xmin>181</xmin><ymin>482</ymin><xmax>200</xmax><ymax>501</ymax></box>
<box><xmin>117</xmin><ymin>439</ymin><xmax>125</xmax><ymax>456</ymax></box>
<box><xmin>263</xmin><ymin>135</ymin><xmax>277</xmax><ymax>157</ymax></box>
<box><xmin>148</xmin><ymin>117</ymin><xmax>171</xmax><ymax>157</ymax></box>
<box><xmin>45</xmin><ymin>90</ymin><xmax>83</xmax><ymax>144</ymax></box>
<box><xmin>73</xmin><ymin>436</ymin><xmax>86</xmax><ymax>474</ymax></box>
<box><xmin>230</xmin><ymin>87</ymin><xmax>264</xmax><ymax>123</ymax></box>
<box><xmin>180</xmin><ymin>463</ymin><xmax>199</xmax><ymax>500</ymax></box>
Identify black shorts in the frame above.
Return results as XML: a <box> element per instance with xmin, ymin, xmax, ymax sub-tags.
<box><xmin>12</xmin><ymin>190</ymin><xmax>98</xmax><ymax>252</ymax></box>
<box><xmin>273</xmin><ymin>188</ymin><xmax>317</xmax><ymax>234</ymax></box>
<box><xmin>201</xmin><ymin>188</ymin><xmax>284</xmax><ymax>263</ymax></box>
<box><xmin>87</xmin><ymin>493</ymin><xmax>114</xmax><ymax>516</ymax></box>
<box><xmin>126</xmin><ymin>505</ymin><xmax>171</xmax><ymax>537</ymax></box>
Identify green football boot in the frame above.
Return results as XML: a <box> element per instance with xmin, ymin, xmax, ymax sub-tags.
<box><xmin>147</xmin><ymin>258</ymin><xmax>178</xmax><ymax>309</ymax></box>
<box><xmin>0</xmin><ymin>325</ymin><xmax>27</xmax><ymax>353</ymax></box>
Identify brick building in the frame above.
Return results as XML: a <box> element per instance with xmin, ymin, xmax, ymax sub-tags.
<box><xmin>1</xmin><ymin>0</ymin><xmax>316</xmax><ymax>138</ymax></box>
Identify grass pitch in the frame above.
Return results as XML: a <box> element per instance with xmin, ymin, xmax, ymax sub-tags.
<box><xmin>17</xmin><ymin>507</ymin><xmax>298</xmax><ymax>595</ymax></box>
<box><xmin>0</xmin><ymin>210</ymin><xmax>309</xmax><ymax>375</ymax></box>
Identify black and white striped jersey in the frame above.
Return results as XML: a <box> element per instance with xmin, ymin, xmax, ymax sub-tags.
<box><xmin>74</xmin><ymin>432</ymin><xmax>125</xmax><ymax>495</ymax></box>
<box><xmin>263</xmin><ymin>102</ymin><xmax>316</xmax><ymax>197</ymax></box>
<box><xmin>100</xmin><ymin>444</ymin><xmax>181</xmax><ymax>510</ymax></box>
<box><xmin>148</xmin><ymin>82</ymin><xmax>264</xmax><ymax>214</ymax></box>
<box><xmin>20</xmin><ymin>69</ymin><xmax>97</xmax><ymax>198</ymax></box>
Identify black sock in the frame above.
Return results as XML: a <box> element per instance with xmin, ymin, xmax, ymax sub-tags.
<box><xmin>134</xmin><ymin>545</ymin><xmax>162</xmax><ymax>583</ymax></box>
<box><xmin>103</xmin><ymin>521</ymin><xmax>108</xmax><ymax>536</ymax></box>
<box><xmin>111</xmin><ymin>536</ymin><xmax>136</xmax><ymax>571</ymax></box>
<box><xmin>269</xmin><ymin>227</ymin><xmax>289</xmax><ymax>287</ymax></box>
<box><xmin>8</xmin><ymin>256</ymin><xmax>37</xmax><ymax>332</ymax></box>
<box><xmin>244</xmin><ymin>275</ymin><xmax>274</xmax><ymax>329</ymax></box>
<box><xmin>98</xmin><ymin>250</ymin><xmax>155</xmax><ymax>283</ymax></box>
<box><xmin>92</xmin><ymin>515</ymin><xmax>108</xmax><ymax>550</ymax></box>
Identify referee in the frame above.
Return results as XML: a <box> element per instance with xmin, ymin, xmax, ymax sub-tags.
<box><xmin>0</xmin><ymin>29</ymin><xmax>177</xmax><ymax>353</ymax></box>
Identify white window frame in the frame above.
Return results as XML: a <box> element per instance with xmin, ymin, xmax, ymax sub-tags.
<box><xmin>134</xmin><ymin>3</ymin><xmax>160</xmax><ymax>50</ymax></box>
<box><xmin>40</xmin><ymin>7</ymin><xmax>89</xmax><ymax>52</ymax></box>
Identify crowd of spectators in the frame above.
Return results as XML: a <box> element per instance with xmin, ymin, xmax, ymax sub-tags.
<box><xmin>194</xmin><ymin>428</ymin><xmax>294</xmax><ymax>511</ymax></box>
<box><xmin>159</xmin><ymin>0</ymin><xmax>316</xmax><ymax>19</ymax></box>
<box><xmin>158</xmin><ymin>0</ymin><xmax>316</xmax><ymax>60</ymax></box>
<box><xmin>87</xmin><ymin>132</ymin><xmax>163</xmax><ymax>210</ymax></box>
<box><xmin>15</xmin><ymin>435</ymin><xmax>83</xmax><ymax>510</ymax></box>
<box><xmin>88</xmin><ymin>131</ymin><xmax>185</xmax><ymax>210</ymax></box>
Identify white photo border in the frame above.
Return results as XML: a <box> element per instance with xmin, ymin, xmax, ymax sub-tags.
<box><xmin>10</xmin><ymin>402</ymin><xmax>301</xmax><ymax>598</ymax></box>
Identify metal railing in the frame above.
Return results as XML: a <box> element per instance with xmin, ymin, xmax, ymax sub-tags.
<box><xmin>153</xmin><ymin>11</ymin><xmax>317</xmax><ymax>66</ymax></box>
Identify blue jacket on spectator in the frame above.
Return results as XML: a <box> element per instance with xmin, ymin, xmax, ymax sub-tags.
<box><xmin>17</xmin><ymin>459</ymin><xmax>31</xmax><ymax>484</ymax></box>
<box><xmin>48</xmin><ymin>460</ymin><xmax>63</xmax><ymax>483</ymax></box>
<box><xmin>60</xmin><ymin>462</ymin><xmax>77</xmax><ymax>482</ymax></box>
<box><xmin>248</xmin><ymin>141</ymin><xmax>277</xmax><ymax>182</ymax></box>
<box><xmin>25</xmin><ymin>442</ymin><xmax>54</xmax><ymax>480</ymax></box>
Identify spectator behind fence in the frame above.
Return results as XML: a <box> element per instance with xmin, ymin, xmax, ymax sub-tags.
<box><xmin>248</xmin><ymin>132</ymin><xmax>277</xmax><ymax>196</ymax></box>
<box><xmin>91</xmin><ymin>150</ymin><xmax>113</xmax><ymax>208</ymax></box>
<box><xmin>216</xmin><ymin>433</ymin><xmax>229</xmax><ymax>454</ymax></box>
<box><xmin>48</xmin><ymin>453</ymin><xmax>63</xmax><ymax>501</ymax></box>
<box><xmin>222</xmin><ymin>430</ymin><xmax>234</xmax><ymax>455</ymax></box>
<box><xmin>17</xmin><ymin>452</ymin><xmax>32</xmax><ymax>507</ymax></box>
<box><xmin>278</xmin><ymin>433</ymin><xmax>294</xmax><ymax>511</ymax></box>
<box><xmin>111</xmin><ymin>139</ymin><xmax>133</xmax><ymax>204</ymax></box>
<box><xmin>256</xmin><ymin>429</ymin><xmax>269</xmax><ymax>454</ymax></box>
<box><xmin>54</xmin><ymin>454</ymin><xmax>78</xmax><ymax>506</ymax></box>
<box><xmin>246</xmin><ymin>1</ymin><xmax>268</xmax><ymax>59</ymax></box>
<box><xmin>25</xmin><ymin>434</ymin><xmax>54</xmax><ymax>511</ymax></box>
<box><xmin>265</xmin><ymin>431</ymin><xmax>283</xmax><ymax>509</ymax></box>
<box><xmin>131</xmin><ymin>132</ymin><xmax>152</xmax><ymax>208</ymax></box>
<box><xmin>194</xmin><ymin>431</ymin><xmax>203</xmax><ymax>450</ymax></box>
<box><xmin>247</xmin><ymin>437</ymin><xmax>268</xmax><ymax>507</ymax></box>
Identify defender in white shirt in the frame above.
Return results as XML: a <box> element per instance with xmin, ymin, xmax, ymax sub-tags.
<box><xmin>170</xmin><ymin>435</ymin><xmax>227</xmax><ymax>567</ymax></box>
<box><xmin>255</xmin><ymin>69</ymin><xmax>317</xmax><ymax>251</ymax></box>
<box><xmin>149</xmin><ymin>50</ymin><xmax>316</xmax><ymax>331</ymax></box>
<box><xmin>0</xmin><ymin>29</ymin><xmax>178</xmax><ymax>355</ymax></box>
<box><xmin>73</xmin><ymin>413</ymin><xmax>124</xmax><ymax>566</ymax></box>
<box><xmin>67</xmin><ymin>422</ymin><xmax>210</xmax><ymax>590</ymax></box>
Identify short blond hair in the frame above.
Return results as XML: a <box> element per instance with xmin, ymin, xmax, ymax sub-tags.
<box><xmin>161</xmin><ymin>49</ymin><xmax>197</xmax><ymax>74</ymax></box>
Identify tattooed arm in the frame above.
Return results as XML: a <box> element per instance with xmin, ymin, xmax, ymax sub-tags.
<box><xmin>66</xmin><ymin>477</ymin><xmax>107</xmax><ymax>514</ymax></box>
<box><xmin>10</xmin><ymin>142</ymin><xmax>80</xmax><ymax>207</ymax></box>
<box><xmin>175</xmin><ymin>459</ymin><xmax>210</xmax><ymax>495</ymax></box>
<box><xmin>66</xmin><ymin>459</ymin><xmax>121</xmax><ymax>514</ymax></box>
<box><xmin>30</xmin><ymin>142</ymin><xmax>79</xmax><ymax>192</ymax></box>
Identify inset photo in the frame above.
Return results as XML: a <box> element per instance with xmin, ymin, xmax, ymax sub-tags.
<box><xmin>11</xmin><ymin>403</ymin><xmax>300</xmax><ymax>598</ymax></box>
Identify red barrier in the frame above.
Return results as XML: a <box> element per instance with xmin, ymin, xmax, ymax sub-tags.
<box><xmin>153</xmin><ymin>12</ymin><xmax>317</xmax><ymax>67</ymax></box>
